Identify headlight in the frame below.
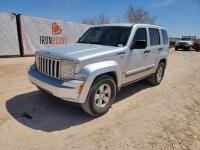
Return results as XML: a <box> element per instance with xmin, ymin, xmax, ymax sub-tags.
<box><xmin>60</xmin><ymin>60</ymin><xmax>75</xmax><ymax>80</ymax></box>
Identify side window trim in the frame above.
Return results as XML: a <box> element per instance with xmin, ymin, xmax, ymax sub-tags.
<box><xmin>161</xmin><ymin>29</ymin><xmax>164</xmax><ymax>45</ymax></box>
<box><xmin>159</xmin><ymin>29</ymin><xmax>162</xmax><ymax>46</ymax></box>
<box><xmin>146</xmin><ymin>27</ymin><xmax>150</xmax><ymax>47</ymax></box>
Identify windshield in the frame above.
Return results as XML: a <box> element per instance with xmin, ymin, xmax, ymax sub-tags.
<box><xmin>78</xmin><ymin>26</ymin><xmax>132</xmax><ymax>47</ymax></box>
<box><xmin>181</xmin><ymin>38</ymin><xmax>192</xmax><ymax>41</ymax></box>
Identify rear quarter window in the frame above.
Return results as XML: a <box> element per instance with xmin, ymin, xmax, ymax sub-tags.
<box><xmin>149</xmin><ymin>28</ymin><xmax>160</xmax><ymax>46</ymax></box>
<box><xmin>161</xmin><ymin>29</ymin><xmax>169</xmax><ymax>45</ymax></box>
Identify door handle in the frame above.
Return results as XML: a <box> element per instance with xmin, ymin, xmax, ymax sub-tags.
<box><xmin>158</xmin><ymin>48</ymin><xmax>163</xmax><ymax>51</ymax></box>
<box><xmin>144</xmin><ymin>50</ymin><xmax>150</xmax><ymax>53</ymax></box>
<box><xmin>117</xmin><ymin>52</ymin><xmax>126</xmax><ymax>55</ymax></box>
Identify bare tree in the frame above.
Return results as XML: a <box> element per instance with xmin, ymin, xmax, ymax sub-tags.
<box><xmin>125</xmin><ymin>5</ymin><xmax>156</xmax><ymax>24</ymax></box>
<box><xmin>81</xmin><ymin>14</ymin><xmax>110</xmax><ymax>25</ymax></box>
<box><xmin>115</xmin><ymin>17</ymin><xmax>125</xmax><ymax>23</ymax></box>
<box><xmin>82</xmin><ymin>17</ymin><xmax>96</xmax><ymax>25</ymax></box>
<box><xmin>96</xmin><ymin>14</ymin><xmax>110</xmax><ymax>25</ymax></box>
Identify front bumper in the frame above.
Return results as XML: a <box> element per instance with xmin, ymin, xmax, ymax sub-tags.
<box><xmin>176</xmin><ymin>45</ymin><xmax>191</xmax><ymax>49</ymax></box>
<box><xmin>28</xmin><ymin>69</ymin><xmax>84</xmax><ymax>103</ymax></box>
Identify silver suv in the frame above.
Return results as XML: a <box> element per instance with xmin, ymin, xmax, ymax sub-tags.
<box><xmin>28</xmin><ymin>24</ymin><xmax>169</xmax><ymax>116</ymax></box>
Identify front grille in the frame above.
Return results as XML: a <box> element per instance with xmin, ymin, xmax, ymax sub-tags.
<box><xmin>36</xmin><ymin>54</ymin><xmax>61</xmax><ymax>79</ymax></box>
<box><xmin>179</xmin><ymin>42</ymin><xmax>187</xmax><ymax>46</ymax></box>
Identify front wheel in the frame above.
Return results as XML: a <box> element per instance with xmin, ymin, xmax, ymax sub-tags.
<box><xmin>81</xmin><ymin>75</ymin><xmax>116</xmax><ymax>116</ymax></box>
<box><xmin>148</xmin><ymin>62</ymin><xmax>166</xmax><ymax>85</ymax></box>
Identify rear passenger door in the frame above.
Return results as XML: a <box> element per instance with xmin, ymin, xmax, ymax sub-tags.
<box><xmin>148</xmin><ymin>28</ymin><xmax>162</xmax><ymax>68</ymax></box>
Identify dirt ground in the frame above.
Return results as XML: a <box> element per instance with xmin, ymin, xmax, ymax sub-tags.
<box><xmin>0</xmin><ymin>49</ymin><xmax>200</xmax><ymax>150</ymax></box>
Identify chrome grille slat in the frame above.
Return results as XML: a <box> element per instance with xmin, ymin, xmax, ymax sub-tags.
<box><xmin>43</xmin><ymin>58</ymin><xmax>45</xmax><ymax>74</ymax></box>
<box><xmin>41</xmin><ymin>58</ymin><xmax>43</xmax><ymax>73</ymax></box>
<box><xmin>46</xmin><ymin>58</ymin><xmax>48</xmax><ymax>74</ymax></box>
<box><xmin>45</xmin><ymin>58</ymin><xmax>48</xmax><ymax>74</ymax></box>
<box><xmin>42</xmin><ymin>58</ymin><xmax>44</xmax><ymax>73</ymax></box>
<box><xmin>40</xmin><ymin>57</ymin><xmax>42</xmax><ymax>72</ymax></box>
<box><xmin>54</xmin><ymin>60</ymin><xmax>57</xmax><ymax>78</ymax></box>
<box><xmin>50</xmin><ymin>59</ymin><xmax>53</xmax><ymax>76</ymax></box>
<box><xmin>48</xmin><ymin>59</ymin><xmax>51</xmax><ymax>75</ymax></box>
<box><xmin>36</xmin><ymin>54</ymin><xmax>61</xmax><ymax>79</ymax></box>
<box><xmin>44</xmin><ymin>58</ymin><xmax>46</xmax><ymax>73</ymax></box>
<box><xmin>37</xmin><ymin>56</ymin><xmax>39</xmax><ymax>71</ymax></box>
<box><xmin>39</xmin><ymin>57</ymin><xmax>41</xmax><ymax>72</ymax></box>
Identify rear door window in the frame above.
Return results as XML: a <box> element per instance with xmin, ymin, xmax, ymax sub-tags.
<box><xmin>161</xmin><ymin>29</ymin><xmax>168</xmax><ymax>45</ymax></box>
<box><xmin>149</xmin><ymin>28</ymin><xmax>160</xmax><ymax>46</ymax></box>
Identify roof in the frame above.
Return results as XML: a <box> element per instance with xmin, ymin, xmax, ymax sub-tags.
<box><xmin>93</xmin><ymin>23</ymin><xmax>166</xmax><ymax>29</ymax></box>
<box><xmin>94</xmin><ymin>23</ymin><xmax>134</xmax><ymax>27</ymax></box>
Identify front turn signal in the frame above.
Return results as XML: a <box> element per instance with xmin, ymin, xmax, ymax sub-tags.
<box><xmin>78</xmin><ymin>84</ymin><xmax>84</xmax><ymax>95</ymax></box>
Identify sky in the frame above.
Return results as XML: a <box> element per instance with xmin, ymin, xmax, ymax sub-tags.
<box><xmin>0</xmin><ymin>0</ymin><xmax>199</xmax><ymax>38</ymax></box>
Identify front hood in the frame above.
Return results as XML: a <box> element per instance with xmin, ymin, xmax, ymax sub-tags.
<box><xmin>37</xmin><ymin>43</ymin><xmax>124</xmax><ymax>63</ymax></box>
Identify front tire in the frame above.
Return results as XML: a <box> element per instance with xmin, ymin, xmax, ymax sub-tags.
<box><xmin>148</xmin><ymin>62</ymin><xmax>166</xmax><ymax>85</ymax></box>
<box><xmin>81</xmin><ymin>75</ymin><xmax>116</xmax><ymax>116</ymax></box>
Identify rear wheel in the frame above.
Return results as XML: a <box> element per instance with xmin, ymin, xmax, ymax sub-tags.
<box><xmin>148</xmin><ymin>62</ymin><xmax>165</xmax><ymax>85</ymax></box>
<box><xmin>81</xmin><ymin>75</ymin><xmax>116</xmax><ymax>116</ymax></box>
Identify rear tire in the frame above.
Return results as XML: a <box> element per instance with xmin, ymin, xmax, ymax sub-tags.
<box><xmin>148</xmin><ymin>62</ymin><xmax>166</xmax><ymax>85</ymax></box>
<box><xmin>81</xmin><ymin>75</ymin><xmax>116</xmax><ymax>116</ymax></box>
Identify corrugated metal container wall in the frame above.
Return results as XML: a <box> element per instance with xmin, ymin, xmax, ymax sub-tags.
<box><xmin>0</xmin><ymin>13</ymin><xmax>20</xmax><ymax>56</ymax></box>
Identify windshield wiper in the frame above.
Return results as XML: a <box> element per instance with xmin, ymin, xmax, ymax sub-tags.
<box><xmin>77</xmin><ymin>41</ymin><xmax>102</xmax><ymax>45</ymax></box>
<box><xmin>103</xmin><ymin>43</ymin><xmax>119</xmax><ymax>47</ymax></box>
<box><xmin>89</xmin><ymin>42</ymin><xmax>119</xmax><ymax>47</ymax></box>
<box><xmin>77</xmin><ymin>41</ymin><xmax>90</xmax><ymax>44</ymax></box>
<box><xmin>89</xmin><ymin>41</ymin><xmax>103</xmax><ymax>45</ymax></box>
<box><xmin>77</xmin><ymin>41</ymin><xmax>119</xmax><ymax>47</ymax></box>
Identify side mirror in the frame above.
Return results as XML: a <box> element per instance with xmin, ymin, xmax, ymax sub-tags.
<box><xmin>131</xmin><ymin>40</ymin><xmax>147</xmax><ymax>49</ymax></box>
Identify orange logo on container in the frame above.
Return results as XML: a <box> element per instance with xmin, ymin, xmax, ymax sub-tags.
<box><xmin>52</xmin><ymin>22</ymin><xmax>62</xmax><ymax>35</ymax></box>
<box><xmin>40</xmin><ymin>22</ymin><xmax>67</xmax><ymax>45</ymax></box>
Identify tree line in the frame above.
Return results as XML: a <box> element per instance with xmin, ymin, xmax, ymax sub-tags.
<box><xmin>82</xmin><ymin>4</ymin><xmax>156</xmax><ymax>25</ymax></box>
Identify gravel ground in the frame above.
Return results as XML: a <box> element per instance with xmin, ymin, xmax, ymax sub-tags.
<box><xmin>0</xmin><ymin>49</ymin><xmax>200</xmax><ymax>150</ymax></box>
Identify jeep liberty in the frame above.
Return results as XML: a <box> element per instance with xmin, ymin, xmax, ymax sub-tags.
<box><xmin>28</xmin><ymin>24</ymin><xmax>169</xmax><ymax>116</ymax></box>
